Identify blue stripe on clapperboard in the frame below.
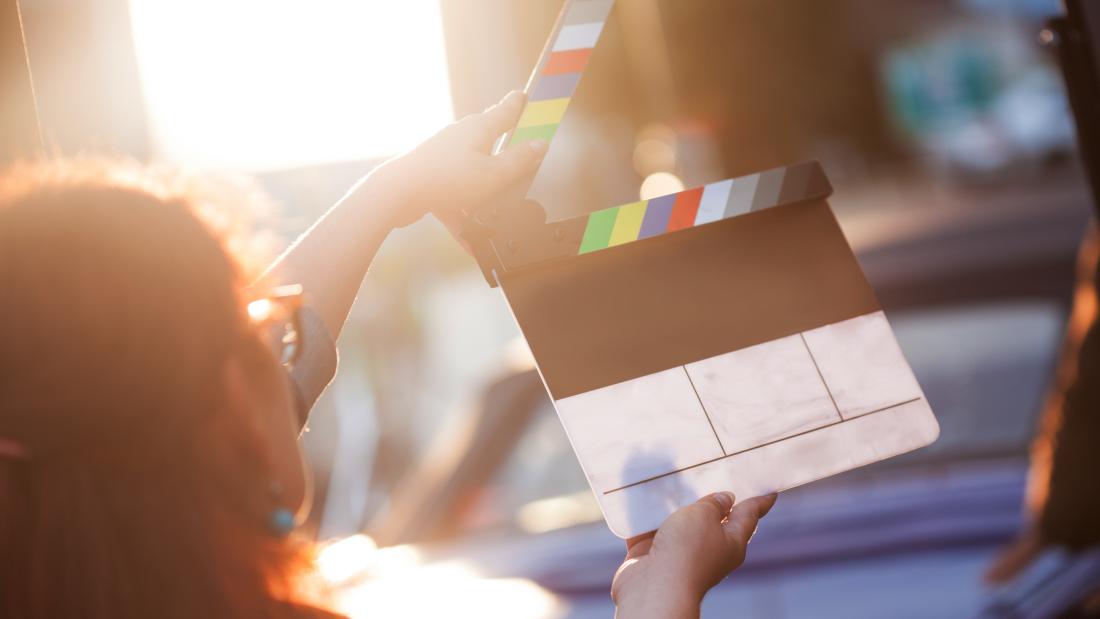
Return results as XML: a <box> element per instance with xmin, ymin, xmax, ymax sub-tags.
<box><xmin>638</xmin><ymin>194</ymin><xmax>677</xmax><ymax>239</ymax></box>
<box><xmin>530</xmin><ymin>73</ymin><xmax>583</xmax><ymax>102</ymax></box>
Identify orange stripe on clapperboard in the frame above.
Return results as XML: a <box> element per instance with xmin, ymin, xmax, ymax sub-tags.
<box><xmin>543</xmin><ymin>49</ymin><xmax>593</xmax><ymax>76</ymax></box>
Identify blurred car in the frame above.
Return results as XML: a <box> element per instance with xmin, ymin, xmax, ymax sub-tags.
<box><xmin>345</xmin><ymin>179</ymin><xmax>1097</xmax><ymax>618</ymax></box>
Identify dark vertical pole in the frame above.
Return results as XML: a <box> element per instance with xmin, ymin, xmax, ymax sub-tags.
<box><xmin>1052</xmin><ymin>4</ymin><xmax>1100</xmax><ymax>218</ymax></box>
<box><xmin>0</xmin><ymin>0</ymin><xmax>42</xmax><ymax>163</ymax></box>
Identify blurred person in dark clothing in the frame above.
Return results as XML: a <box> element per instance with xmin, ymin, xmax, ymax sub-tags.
<box><xmin>0</xmin><ymin>91</ymin><xmax>775</xmax><ymax>619</ymax></box>
<box><xmin>988</xmin><ymin>222</ymin><xmax>1100</xmax><ymax>607</ymax></box>
<box><xmin>1029</xmin><ymin>230</ymin><xmax>1100</xmax><ymax>552</ymax></box>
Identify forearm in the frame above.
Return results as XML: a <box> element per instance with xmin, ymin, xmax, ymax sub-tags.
<box><xmin>258</xmin><ymin>172</ymin><xmax>397</xmax><ymax>339</ymax></box>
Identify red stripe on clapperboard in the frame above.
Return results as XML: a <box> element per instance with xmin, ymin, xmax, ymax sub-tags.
<box><xmin>543</xmin><ymin>49</ymin><xmax>593</xmax><ymax>76</ymax></box>
<box><xmin>667</xmin><ymin>187</ymin><xmax>704</xmax><ymax>231</ymax></box>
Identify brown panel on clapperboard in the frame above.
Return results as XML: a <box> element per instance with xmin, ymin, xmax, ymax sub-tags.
<box><xmin>500</xmin><ymin>199</ymin><xmax>881</xmax><ymax>400</ymax></box>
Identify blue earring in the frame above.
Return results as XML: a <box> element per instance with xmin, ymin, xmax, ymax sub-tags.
<box><xmin>268</xmin><ymin>481</ymin><xmax>296</xmax><ymax>536</ymax></box>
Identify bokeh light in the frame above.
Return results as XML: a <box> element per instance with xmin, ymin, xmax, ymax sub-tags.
<box><xmin>639</xmin><ymin>171</ymin><xmax>684</xmax><ymax>200</ymax></box>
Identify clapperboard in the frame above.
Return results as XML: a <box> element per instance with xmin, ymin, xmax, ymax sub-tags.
<box><xmin>463</xmin><ymin>0</ymin><xmax>939</xmax><ymax>538</ymax></box>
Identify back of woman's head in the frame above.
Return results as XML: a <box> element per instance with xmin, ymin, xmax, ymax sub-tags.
<box><xmin>0</xmin><ymin>160</ymin><xmax>311</xmax><ymax>618</ymax></box>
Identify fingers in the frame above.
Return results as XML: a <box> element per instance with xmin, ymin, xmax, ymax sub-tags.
<box><xmin>470</xmin><ymin>90</ymin><xmax>527</xmax><ymax>146</ymax></box>
<box><xmin>625</xmin><ymin>532</ymin><xmax>655</xmax><ymax>559</ymax></box>
<box><xmin>662</xmin><ymin>491</ymin><xmax>735</xmax><ymax>534</ymax></box>
<box><xmin>625</xmin><ymin>492</ymin><xmax>732</xmax><ymax>561</ymax></box>
<box><xmin>698</xmin><ymin>491</ymin><xmax>736</xmax><ymax>520</ymax></box>
<box><xmin>491</xmin><ymin>138</ymin><xmax>548</xmax><ymax>183</ymax></box>
<box><xmin>459</xmin><ymin>90</ymin><xmax>548</xmax><ymax>187</ymax></box>
<box><xmin>723</xmin><ymin>493</ymin><xmax>777</xmax><ymax>546</ymax></box>
<box><xmin>624</xmin><ymin>492</ymin><xmax>773</xmax><ymax>566</ymax></box>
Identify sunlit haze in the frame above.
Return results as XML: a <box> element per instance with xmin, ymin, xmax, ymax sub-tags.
<box><xmin>316</xmin><ymin>536</ymin><xmax>564</xmax><ymax>619</ymax></box>
<box><xmin>127</xmin><ymin>0</ymin><xmax>454</xmax><ymax>171</ymax></box>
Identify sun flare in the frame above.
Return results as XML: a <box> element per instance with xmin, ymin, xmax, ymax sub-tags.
<box><xmin>127</xmin><ymin>0</ymin><xmax>455</xmax><ymax>171</ymax></box>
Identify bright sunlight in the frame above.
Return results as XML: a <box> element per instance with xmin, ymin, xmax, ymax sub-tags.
<box><xmin>127</xmin><ymin>0</ymin><xmax>454</xmax><ymax>171</ymax></box>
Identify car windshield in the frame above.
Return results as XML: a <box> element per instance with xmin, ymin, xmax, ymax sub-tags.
<box><xmin>455</xmin><ymin>300</ymin><xmax>1066</xmax><ymax>536</ymax></box>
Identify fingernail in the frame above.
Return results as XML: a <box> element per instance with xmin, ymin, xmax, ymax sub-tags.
<box><xmin>504</xmin><ymin>90</ymin><xmax>524</xmax><ymax>104</ymax></box>
<box><xmin>528</xmin><ymin>139</ymin><xmax>548</xmax><ymax>156</ymax></box>
<box><xmin>760</xmin><ymin>493</ymin><xmax>779</xmax><ymax>516</ymax></box>
<box><xmin>712</xmin><ymin>491</ymin><xmax>735</xmax><ymax>512</ymax></box>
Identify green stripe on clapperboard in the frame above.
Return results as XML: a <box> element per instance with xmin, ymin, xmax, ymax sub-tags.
<box><xmin>578</xmin><ymin>206</ymin><xmax>619</xmax><ymax>253</ymax></box>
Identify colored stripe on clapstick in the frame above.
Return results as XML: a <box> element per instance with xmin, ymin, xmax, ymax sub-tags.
<box><xmin>508</xmin><ymin>0</ymin><xmax>614</xmax><ymax>148</ymax></box>
<box><xmin>577</xmin><ymin>164</ymin><xmax>827</xmax><ymax>255</ymax></box>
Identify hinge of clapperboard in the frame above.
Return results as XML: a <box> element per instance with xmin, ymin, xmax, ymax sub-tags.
<box><xmin>461</xmin><ymin>0</ymin><xmax>834</xmax><ymax>288</ymax></box>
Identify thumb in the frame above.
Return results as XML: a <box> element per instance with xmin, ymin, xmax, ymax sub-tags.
<box><xmin>723</xmin><ymin>493</ymin><xmax>777</xmax><ymax>547</ymax></box>
<box><xmin>491</xmin><ymin>139</ymin><xmax>549</xmax><ymax>184</ymax></box>
<box><xmin>696</xmin><ymin>491</ymin><xmax>736</xmax><ymax>521</ymax></box>
<box><xmin>471</xmin><ymin>90</ymin><xmax>527</xmax><ymax>145</ymax></box>
<box><xmin>662</xmin><ymin>491</ymin><xmax>735</xmax><ymax>533</ymax></box>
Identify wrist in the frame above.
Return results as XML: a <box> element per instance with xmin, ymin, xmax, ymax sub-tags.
<box><xmin>614</xmin><ymin>585</ymin><xmax>702</xmax><ymax>619</ymax></box>
<box><xmin>358</xmin><ymin>158</ymin><xmax>420</xmax><ymax>230</ymax></box>
<box><xmin>336</xmin><ymin>163</ymin><xmax>411</xmax><ymax>234</ymax></box>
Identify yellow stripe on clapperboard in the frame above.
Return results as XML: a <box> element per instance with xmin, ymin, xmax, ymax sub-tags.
<box><xmin>517</xmin><ymin>98</ymin><xmax>571</xmax><ymax>128</ymax></box>
<box><xmin>608</xmin><ymin>201</ymin><xmax>648</xmax><ymax>246</ymax></box>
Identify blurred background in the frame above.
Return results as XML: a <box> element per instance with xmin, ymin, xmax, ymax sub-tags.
<box><xmin>7</xmin><ymin>0</ymin><xmax>1096</xmax><ymax>616</ymax></box>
